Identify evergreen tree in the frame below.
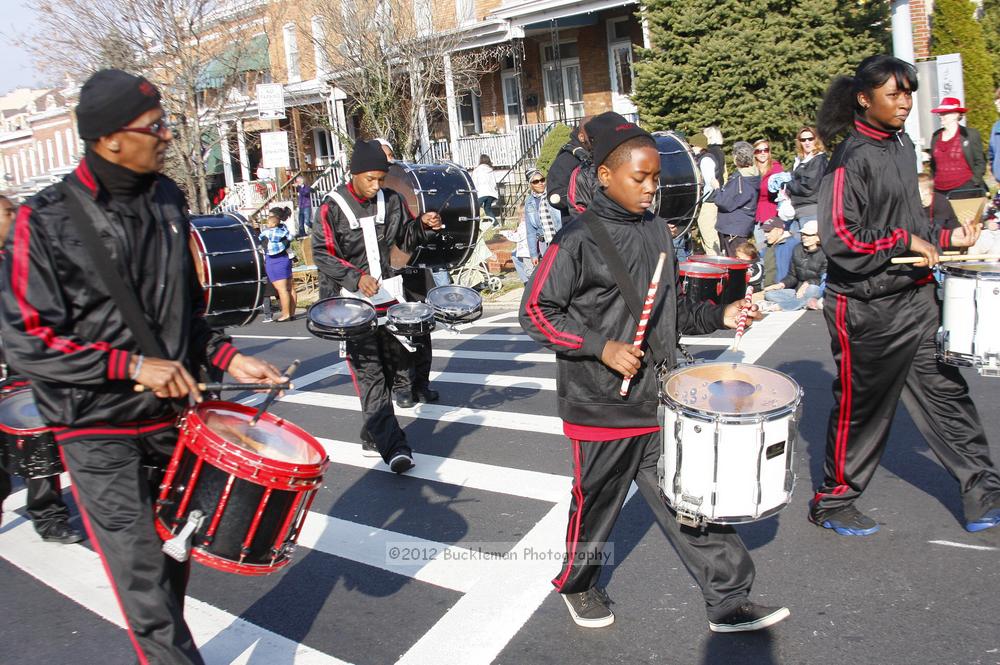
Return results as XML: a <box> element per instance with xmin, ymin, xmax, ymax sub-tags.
<box><xmin>633</xmin><ymin>0</ymin><xmax>887</xmax><ymax>165</ymax></box>
<box><xmin>983</xmin><ymin>0</ymin><xmax>1000</xmax><ymax>87</ymax></box>
<box><xmin>932</xmin><ymin>0</ymin><xmax>995</xmax><ymax>149</ymax></box>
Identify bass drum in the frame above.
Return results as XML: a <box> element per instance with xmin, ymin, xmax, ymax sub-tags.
<box><xmin>189</xmin><ymin>213</ymin><xmax>266</xmax><ymax>328</ymax></box>
<box><xmin>384</xmin><ymin>162</ymin><xmax>480</xmax><ymax>270</ymax></box>
<box><xmin>652</xmin><ymin>132</ymin><xmax>703</xmax><ymax>230</ymax></box>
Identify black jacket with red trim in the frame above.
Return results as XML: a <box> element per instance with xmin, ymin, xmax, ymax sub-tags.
<box><xmin>0</xmin><ymin>158</ymin><xmax>236</xmax><ymax>428</ymax></box>
<box><xmin>519</xmin><ymin>190</ymin><xmax>724</xmax><ymax>429</ymax></box>
<box><xmin>311</xmin><ymin>183</ymin><xmax>427</xmax><ymax>298</ymax></box>
<box><xmin>818</xmin><ymin>117</ymin><xmax>956</xmax><ymax>301</ymax></box>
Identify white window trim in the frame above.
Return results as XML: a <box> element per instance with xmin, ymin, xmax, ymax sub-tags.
<box><xmin>283</xmin><ymin>22</ymin><xmax>301</xmax><ymax>83</ymax></box>
<box><xmin>607</xmin><ymin>17</ymin><xmax>637</xmax><ymax>114</ymax></box>
<box><xmin>458</xmin><ymin>90</ymin><xmax>482</xmax><ymax>137</ymax></box>
<box><xmin>539</xmin><ymin>40</ymin><xmax>583</xmax><ymax>122</ymax></box>
<box><xmin>311</xmin><ymin>16</ymin><xmax>328</xmax><ymax>79</ymax></box>
<box><xmin>500</xmin><ymin>70</ymin><xmax>521</xmax><ymax>130</ymax></box>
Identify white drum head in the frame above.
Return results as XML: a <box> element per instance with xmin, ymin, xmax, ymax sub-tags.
<box><xmin>427</xmin><ymin>285</ymin><xmax>482</xmax><ymax>316</ymax></box>
<box><xmin>388</xmin><ymin>302</ymin><xmax>435</xmax><ymax>324</ymax></box>
<box><xmin>663</xmin><ymin>362</ymin><xmax>799</xmax><ymax>417</ymax></box>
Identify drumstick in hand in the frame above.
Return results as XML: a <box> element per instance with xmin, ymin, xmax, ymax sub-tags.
<box><xmin>134</xmin><ymin>382</ymin><xmax>294</xmax><ymax>393</ymax></box>
<box><xmin>730</xmin><ymin>285</ymin><xmax>755</xmax><ymax>352</ymax></box>
<box><xmin>620</xmin><ymin>252</ymin><xmax>666</xmax><ymax>398</ymax></box>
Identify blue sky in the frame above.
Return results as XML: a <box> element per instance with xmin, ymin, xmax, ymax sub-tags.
<box><xmin>1</xmin><ymin>1</ymin><xmax>45</xmax><ymax>93</ymax></box>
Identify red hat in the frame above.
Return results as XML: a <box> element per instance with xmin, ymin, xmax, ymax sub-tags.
<box><xmin>930</xmin><ymin>97</ymin><xmax>967</xmax><ymax>114</ymax></box>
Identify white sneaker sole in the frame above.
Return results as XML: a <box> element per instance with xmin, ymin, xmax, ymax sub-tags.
<box><xmin>709</xmin><ymin>607</ymin><xmax>790</xmax><ymax>633</ymax></box>
<box><xmin>360</xmin><ymin>446</ymin><xmax>381</xmax><ymax>458</ymax></box>
<box><xmin>389</xmin><ymin>454</ymin><xmax>414</xmax><ymax>474</ymax></box>
<box><xmin>562</xmin><ymin>594</ymin><xmax>615</xmax><ymax>628</ymax></box>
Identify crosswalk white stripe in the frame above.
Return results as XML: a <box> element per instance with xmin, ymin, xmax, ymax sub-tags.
<box><xmin>279</xmin><ymin>391</ymin><xmax>564</xmax><ymax>435</ymax></box>
<box><xmin>232</xmin><ymin>334</ymin><xmax>312</xmax><ymax>340</ymax></box>
<box><xmin>316</xmin><ymin>438</ymin><xmax>569</xmax><ymax>503</ymax></box>
<box><xmin>0</xmin><ymin>506</ymin><xmax>351</xmax><ymax>665</ymax></box>
<box><xmin>431</xmin><ymin>349</ymin><xmax>556</xmax><ymax>363</ymax></box>
<box><xmin>714</xmin><ymin>310</ymin><xmax>805</xmax><ymax>364</ymax></box>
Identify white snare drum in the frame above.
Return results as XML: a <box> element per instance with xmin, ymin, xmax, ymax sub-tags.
<box><xmin>937</xmin><ymin>261</ymin><xmax>1000</xmax><ymax>377</ymax></box>
<box><xmin>386</xmin><ymin>302</ymin><xmax>436</xmax><ymax>337</ymax></box>
<box><xmin>658</xmin><ymin>362</ymin><xmax>802</xmax><ymax>527</ymax></box>
<box><xmin>426</xmin><ymin>285</ymin><xmax>483</xmax><ymax>325</ymax></box>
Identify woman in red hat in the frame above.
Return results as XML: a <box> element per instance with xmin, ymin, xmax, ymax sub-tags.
<box><xmin>929</xmin><ymin>97</ymin><xmax>987</xmax><ymax>206</ymax></box>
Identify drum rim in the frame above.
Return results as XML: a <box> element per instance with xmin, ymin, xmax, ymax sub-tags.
<box><xmin>940</xmin><ymin>262</ymin><xmax>1000</xmax><ymax>279</ymax></box>
<box><xmin>679</xmin><ymin>263</ymin><xmax>728</xmax><ymax>278</ymax></box>
<box><xmin>387</xmin><ymin>302</ymin><xmax>436</xmax><ymax>319</ymax></box>
<box><xmin>659</xmin><ymin>362</ymin><xmax>802</xmax><ymax>420</ymax></box>
<box><xmin>688</xmin><ymin>255</ymin><xmax>751</xmax><ymax>269</ymax></box>
<box><xmin>426</xmin><ymin>285</ymin><xmax>483</xmax><ymax>312</ymax></box>
<box><xmin>183</xmin><ymin>400</ymin><xmax>329</xmax><ymax>482</ymax></box>
<box><xmin>307</xmin><ymin>297</ymin><xmax>378</xmax><ymax>330</ymax></box>
<box><xmin>0</xmin><ymin>388</ymin><xmax>51</xmax><ymax>436</ymax></box>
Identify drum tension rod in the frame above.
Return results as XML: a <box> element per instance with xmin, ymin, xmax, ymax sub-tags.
<box><xmin>249</xmin><ymin>359</ymin><xmax>301</xmax><ymax>426</ymax></box>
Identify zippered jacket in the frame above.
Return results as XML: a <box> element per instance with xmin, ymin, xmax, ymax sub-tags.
<box><xmin>818</xmin><ymin>117</ymin><xmax>959</xmax><ymax>301</ymax></box>
<box><xmin>0</xmin><ymin>159</ymin><xmax>235</xmax><ymax>427</ymax></box>
<box><xmin>519</xmin><ymin>190</ymin><xmax>724</xmax><ymax>428</ymax></box>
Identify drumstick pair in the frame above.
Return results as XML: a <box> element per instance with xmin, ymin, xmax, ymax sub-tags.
<box><xmin>620</xmin><ymin>253</ymin><xmax>667</xmax><ymax>397</ymax></box>
<box><xmin>134</xmin><ymin>381</ymin><xmax>294</xmax><ymax>393</ymax></box>
<box><xmin>730</xmin><ymin>286</ymin><xmax>755</xmax><ymax>353</ymax></box>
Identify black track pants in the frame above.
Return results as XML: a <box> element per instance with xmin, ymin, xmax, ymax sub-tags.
<box><xmin>813</xmin><ymin>285</ymin><xmax>1000</xmax><ymax>522</ymax></box>
<box><xmin>346</xmin><ymin>327</ymin><xmax>412</xmax><ymax>462</ymax></box>
<box><xmin>60</xmin><ymin>431</ymin><xmax>204</xmax><ymax>665</ymax></box>
<box><xmin>553</xmin><ymin>432</ymin><xmax>756</xmax><ymax>621</ymax></box>
<box><xmin>0</xmin><ymin>469</ymin><xmax>70</xmax><ymax>530</ymax></box>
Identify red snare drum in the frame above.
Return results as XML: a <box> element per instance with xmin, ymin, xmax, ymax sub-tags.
<box><xmin>678</xmin><ymin>262</ymin><xmax>727</xmax><ymax>305</ymax></box>
<box><xmin>155</xmin><ymin>401</ymin><xmax>328</xmax><ymax>576</ymax></box>
<box><xmin>688</xmin><ymin>255</ymin><xmax>750</xmax><ymax>305</ymax></box>
<box><xmin>0</xmin><ymin>388</ymin><xmax>62</xmax><ymax>479</ymax></box>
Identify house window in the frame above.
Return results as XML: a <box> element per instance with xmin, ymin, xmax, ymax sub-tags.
<box><xmin>501</xmin><ymin>72</ymin><xmax>521</xmax><ymax>129</ymax></box>
<box><xmin>311</xmin><ymin>17</ymin><xmax>328</xmax><ymax>78</ymax></box>
<box><xmin>414</xmin><ymin>0</ymin><xmax>432</xmax><ymax>35</ymax></box>
<box><xmin>456</xmin><ymin>0</ymin><xmax>474</xmax><ymax>26</ymax></box>
<box><xmin>607</xmin><ymin>17</ymin><xmax>637</xmax><ymax>113</ymax></box>
<box><xmin>457</xmin><ymin>91</ymin><xmax>481</xmax><ymax>136</ymax></box>
<box><xmin>540</xmin><ymin>41</ymin><xmax>583</xmax><ymax>122</ymax></box>
<box><xmin>283</xmin><ymin>23</ymin><xmax>301</xmax><ymax>83</ymax></box>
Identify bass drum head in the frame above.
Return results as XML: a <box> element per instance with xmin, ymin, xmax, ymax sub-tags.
<box><xmin>0</xmin><ymin>389</ymin><xmax>46</xmax><ymax>431</ymax></box>
<box><xmin>200</xmin><ymin>405</ymin><xmax>324</xmax><ymax>465</ymax></box>
<box><xmin>662</xmin><ymin>362</ymin><xmax>799</xmax><ymax>418</ymax></box>
<box><xmin>384</xmin><ymin>162</ymin><xmax>480</xmax><ymax>270</ymax></box>
<box><xmin>189</xmin><ymin>213</ymin><xmax>265</xmax><ymax>328</ymax></box>
<box><xmin>307</xmin><ymin>297</ymin><xmax>377</xmax><ymax>340</ymax></box>
<box><xmin>426</xmin><ymin>285</ymin><xmax>483</xmax><ymax>323</ymax></box>
<box><xmin>652</xmin><ymin>132</ymin><xmax>702</xmax><ymax>228</ymax></box>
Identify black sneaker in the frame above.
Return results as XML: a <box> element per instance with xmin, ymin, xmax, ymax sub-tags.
<box><xmin>709</xmin><ymin>602</ymin><xmax>790</xmax><ymax>633</ymax></box>
<box><xmin>414</xmin><ymin>387</ymin><xmax>439</xmax><ymax>403</ymax></box>
<box><xmin>809</xmin><ymin>505</ymin><xmax>880</xmax><ymax>536</ymax></box>
<box><xmin>359</xmin><ymin>428</ymin><xmax>380</xmax><ymax>458</ymax></box>
<box><xmin>393</xmin><ymin>391</ymin><xmax>414</xmax><ymax>409</ymax></box>
<box><xmin>561</xmin><ymin>587</ymin><xmax>615</xmax><ymax>628</ymax></box>
<box><xmin>389</xmin><ymin>453</ymin><xmax>414</xmax><ymax>474</ymax></box>
<box><xmin>39</xmin><ymin>520</ymin><xmax>84</xmax><ymax>545</ymax></box>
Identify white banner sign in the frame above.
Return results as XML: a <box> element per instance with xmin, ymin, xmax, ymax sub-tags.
<box><xmin>257</xmin><ymin>83</ymin><xmax>286</xmax><ymax>120</ymax></box>
<box><xmin>260</xmin><ymin>131</ymin><xmax>290</xmax><ymax>169</ymax></box>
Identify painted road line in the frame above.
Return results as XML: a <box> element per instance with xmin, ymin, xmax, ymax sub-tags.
<box><xmin>928</xmin><ymin>539</ymin><xmax>998</xmax><ymax>552</ymax></box>
<box><xmin>397</xmin><ymin>484</ymin><xmax>638</xmax><ymax>665</ymax></box>
<box><xmin>0</xmin><ymin>518</ymin><xmax>351</xmax><ymax>665</ymax></box>
<box><xmin>316</xmin><ymin>437</ymin><xmax>569</xmax><ymax>503</ymax></box>
<box><xmin>431</xmin><ymin>349</ymin><xmax>555</xmax><ymax>363</ymax></box>
<box><xmin>278</xmin><ymin>391</ymin><xmax>564</xmax><ymax>435</ymax></box>
<box><xmin>232</xmin><ymin>334</ymin><xmax>312</xmax><ymax>340</ymax></box>
<box><xmin>715</xmin><ymin>310</ymin><xmax>806</xmax><ymax>364</ymax></box>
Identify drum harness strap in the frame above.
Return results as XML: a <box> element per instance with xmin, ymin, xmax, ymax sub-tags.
<box><xmin>328</xmin><ymin>190</ymin><xmax>416</xmax><ymax>353</ymax></box>
<box><xmin>584</xmin><ymin>215</ymin><xmax>699</xmax><ymax>519</ymax></box>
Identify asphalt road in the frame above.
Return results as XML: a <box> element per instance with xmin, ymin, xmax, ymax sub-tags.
<box><xmin>1</xmin><ymin>306</ymin><xmax>998</xmax><ymax>665</ymax></box>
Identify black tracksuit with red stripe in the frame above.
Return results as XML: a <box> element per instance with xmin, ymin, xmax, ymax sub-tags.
<box><xmin>812</xmin><ymin>117</ymin><xmax>1000</xmax><ymax>523</ymax></box>
<box><xmin>312</xmin><ymin>183</ymin><xmax>428</xmax><ymax>461</ymax></box>
<box><xmin>0</xmin><ymin>154</ymin><xmax>239</xmax><ymax>665</ymax></box>
<box><xmin>519</xmin><ymin>190</ymin><xmax>756</xmax><ymax>620</ymax></box>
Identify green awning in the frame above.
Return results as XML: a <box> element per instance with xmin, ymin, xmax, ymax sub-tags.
<box><xmin>196</xmin><ymin>34</ymin><xmax>270</xmax><ymax>90</ymax></box>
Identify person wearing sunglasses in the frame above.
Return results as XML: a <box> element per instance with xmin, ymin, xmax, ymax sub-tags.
<box><xmin>522</xmin><ymin>168</ymin><xmax>562</xmax><ymax>266</ymax></box>
<box><xmin>771</xmin><ymin>127</ymin><xmax>829</xmax><ymax>283</ymax></box>
<box><xmin>0</xmin><ymin>69</ymin><xmax>287</xmax><ymax>665</ymax></box>
<box><xmin>751</xmin><ymin>139</ymin><xmax>784</xmax><ymax>263</ymax></box>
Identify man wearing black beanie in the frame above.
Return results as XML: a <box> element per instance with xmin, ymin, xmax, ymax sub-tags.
<box><xmin>0</xmin><ymin>68</ymin><xmax>285</xmax><ymax>665</ymax></box>
<box><xmin>312</xmin><ymin>139</ymin><xmax>442</xmax><ymax>473</ymax></box>
<box><xmin>520</xmin><ymin>112</ymin><xmax>789</xmax><ymax>633</ymax></box>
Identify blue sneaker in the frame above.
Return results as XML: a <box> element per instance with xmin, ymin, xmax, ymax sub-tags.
<box><xmin>965</xmin><ymin>508</ymin><xmax>1000</xmax><ymax>533</ymax></box>
<box><xmin>809</xmin><ymin>505</ymin><xmax>880</xmax><ymax>536</ymax></box>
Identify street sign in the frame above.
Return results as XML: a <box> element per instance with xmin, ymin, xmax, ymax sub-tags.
<box><xmin>257</xmin><ymin>83</ymin><xmax>287</xmax><ymax>120</ymax></box>
<box><xmin>260</xmin><ymin>131</ymin><xmax>290</xmax><ymax>169</ymax></box>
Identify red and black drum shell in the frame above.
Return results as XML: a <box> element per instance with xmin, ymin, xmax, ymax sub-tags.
<box><xmin>678</xmin><ymin>262</ymin><xmax>728</xmax><ymax>306</ymax></box>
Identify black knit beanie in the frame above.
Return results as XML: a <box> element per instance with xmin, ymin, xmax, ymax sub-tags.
<box><xmin>76</xmin><ymin>69</ymin><xmax>162</xmax><ymax>140</ymax></box>
<box><xmin>587</xmin><ymin>112</ymin><xmax>653</xmax><ymax>167</ymax></box>
<box><xmin>349</xmin><ymin>140</ymin><xmax>390</xmax><ymax>174</ymax></box>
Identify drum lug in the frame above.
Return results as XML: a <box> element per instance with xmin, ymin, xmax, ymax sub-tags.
<box><xmin>161</xmin><ymin>509</ymin><xmax>204</xmax><ymax>563</ymax></box>
<box><xmin>675</xmin><ymin>500</ymin><xmax>704</xmax><ymax>529</ymax></box>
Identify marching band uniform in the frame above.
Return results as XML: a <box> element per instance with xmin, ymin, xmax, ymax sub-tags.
<box><xmin>312</xmin><ymin>141</ymin><xmax>431</xmax><ymax>472</ymax></box>
<box><xmin>812</xmin><ymin>116</ymin><xmax>1000</xmax><ymax>534</ymax></box>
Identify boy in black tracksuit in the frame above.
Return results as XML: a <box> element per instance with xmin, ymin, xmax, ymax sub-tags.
<box><xmin>811</xmin><ymin>56</ymin><xmax>1000</xmax><ymax>536</ymax></box>
<box><xmin>312</xmin><ymin>140</ymin><xmax>441</xmax><ymax>473</ymax></box>
<box><xmin>520</xmin><ymin>112</ymin><xmax>789</xmax><ymax>632</ymax></box>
